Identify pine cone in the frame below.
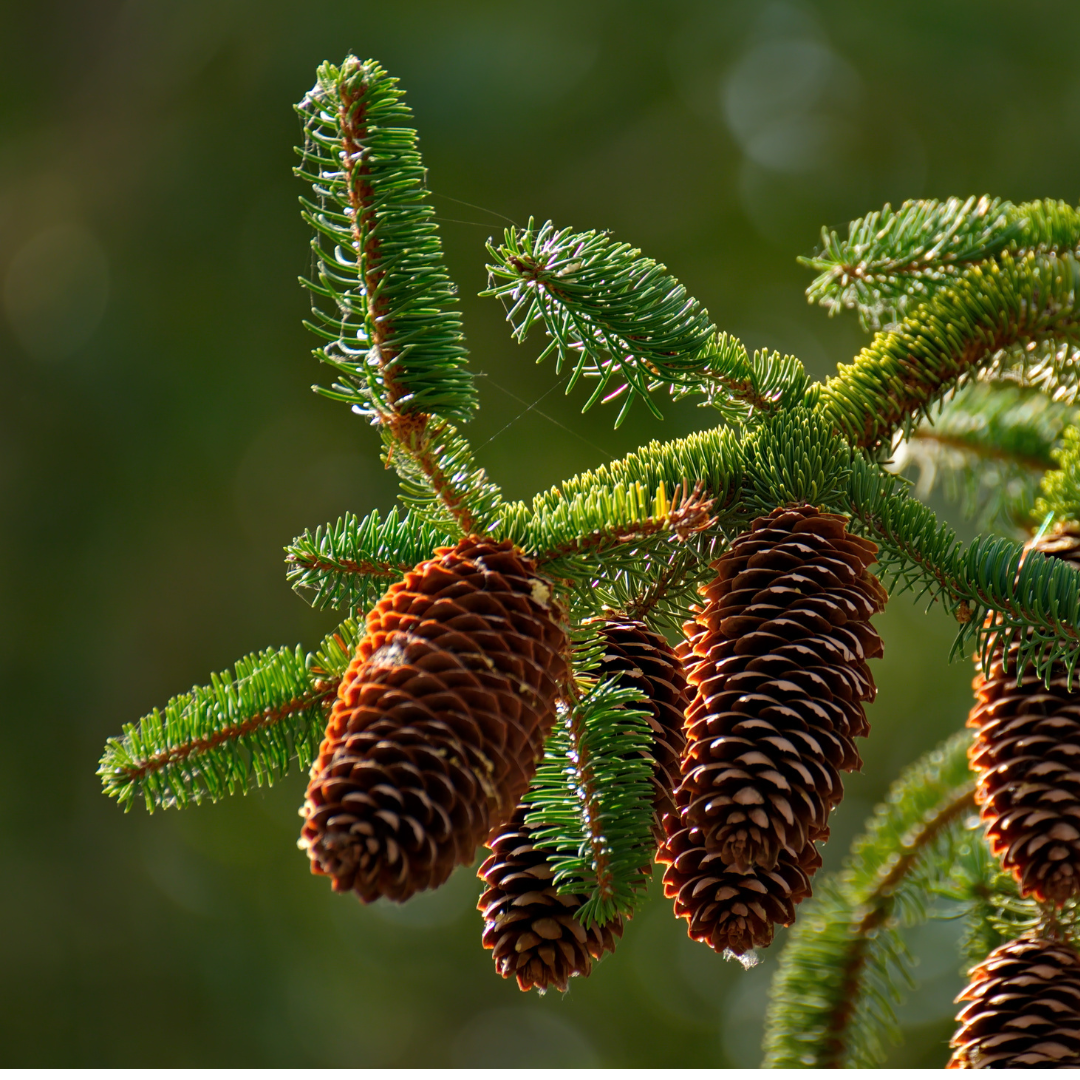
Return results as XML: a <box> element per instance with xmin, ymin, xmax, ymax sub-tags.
<box><xmin>658</xmin><ymin>820</ymin><xmax>821</xmax><ymax>955</ymax></box>
<box><xmin>677</xmin><ymin>505</ymin><xmax>886</xmax><ymax>871</ymax></box>
<box><xmin>969</xmin><ymin>527</ymin><xmax>1080</xmax><ymax>904</ymax></box>
<box><xmin>478</xmin><ymin>806</ymin><xmax>623</xmax><ymax>993</ymax></box>
<box><xmin>591</xmin><ymin>617</ymin><xmax>690</xmax><ymax>833</ymax></box>
<box><xmin>300</xmin><ymin>537</ymin><xmax>569</xmax><ymax>903</ymax></box>
<box><xmin>948</xmin><ymin>934</ymin><xmax>1080</xmax><ymax>1068</ymax></box>
<box><xmin>477</xmin><ymin>616</ymin><xmax>688</xmax><ymax>992</ymax></box>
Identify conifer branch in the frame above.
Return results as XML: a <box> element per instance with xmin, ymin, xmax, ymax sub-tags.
<box><xmin>891</xmin><ymin>382</ymin><xmax>1073</xmax><ymax>530</ymax></box>
<box><xmin>742</xmin><ymin>407</ymin><xmax>852</xmax><ymax>512</ymax></box>
<box><xmin>286</xmin><ymin>508</ymin><xmax>453</xmax><ymax>611</ymax></box>
<box><xmin>763</xmin><ymin>731</ymin><xmax>975</xmax><ymax>1068</ymax></box>
<box><xmin>524</xmin><ymin>635</ymin><xmax>658</xmax><ymax>926</ymax></box>
<box><xmin>483</xmin><ymin>219</ymin><xmax>717</xmax><ymax>425</ymax></box>
<box><xmin>98</xmin><ymin>619</ymin><xmax>361</xmax><ymax>812</ymax></box>
<box><xmin>1036</xmin><ymin>424</ymin><xmax>1080</xmax><ymax>526</ymax></box>
<box><xmin>671</xmin><ymin>332</ymin><xmax>810</xmax><ymax>425</ymax></box>
<box><xmin>818</xmin><ymin>250</ymin><xmax>1080</xmax><ymax>451</ymax></box>
<box><xmin>804</xmin><ymin>197</ymin><xmax>1080</xmax><ymax>329</ymax></box>
<box><xmin>380</xmin><ymin>420</ymin><xmax>503</xmax><ymax>537</ymax></box>
<box><xmin>297</xmin><ymin>57</ymin><xmax>500</xmax><ymax>539</ymax></box>
<box><xmin>847</xmin><ymin>454</ymin><xmax>1080</xmax><ymax>680</ymax></box>
<box><xmin>297</xmin><ymin>56</ymin><xmax>475</xmax><ymax>422</ymax></box>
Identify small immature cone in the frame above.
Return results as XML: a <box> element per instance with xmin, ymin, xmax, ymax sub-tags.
<box><xmin>478</xmin><ymin>616</ymin><xmax>690</xmax><ymax>992</ymax></box>
<box><xmin>948</xmin><ymin>935</ymin><xmax>1080</xmax><ymax>1068</ymax></box>
<box><xmin>300</xmin><ymin>538</ymin><xmax>569</xmax><ymax>903</ymax></box>
<box><xmin>478</xmin><ymin>807</ymin><xmax>623</xmax><ymax>993</ymax></box>
<box><xmin>677</xmin><ymin>505</ymin><xmax>886</xmax><ymax>872</ymax></box>
<box><xmin>658</xmin><ymin>821</ymin><xmax>820</xmax><ymax>955</ymax></box>
<box><xmin>969</xmin><ymin>526</ymin><xmax>1080</xmax><ymax>904</ymax></box>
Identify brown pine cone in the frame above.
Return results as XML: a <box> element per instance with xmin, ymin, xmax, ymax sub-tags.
<box><xmin>948</xmin><ymin>934</ymin><xmax>1080</xmax><ymax>1068</ymax></box>
<box><xmin>300</xmin><ymin>537</ymin><xmax>569</xmax><ymax>903</ymax></box>
<box><xmin>478</xmin><ymin>806</ymin><xmax>623</xmax><ymax>993</ymax></box>
<box><xmin>677</xmin><ymin>505</ymin><xmax>886</xmax><ymax>871</ymax></box>
<box><xmin>658</xmin><ymin>819</ymin><xmax>820</xmax><ymax>955</ymax></box>
<box><xmin>969</xmin><ymin>526</ymin><xmax>1080</xmax><ymax>904</ymax></box>
<box><xmin>591</xmin><ymin>617</ymin><xmax>691</xmax><ymax>834</ymax></box>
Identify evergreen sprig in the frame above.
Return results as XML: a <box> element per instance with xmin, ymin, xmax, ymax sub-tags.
<box><xmin>846</xmin><ymin>453</ymin><xmax>1080</xmax><ymax>680</ymax></box>
<box><xmin>483</xmin><ymin>219</ymin><xmax>717</xmax><ymax>425</ymax></box>
<box><xmin>818</xmin><ymin>250</ymin><xmax>1080</xmax><ymax>450</ymax></box>
<box><xmin>742</xmin><ymin>406</ymin><xmax>852</xmax><ymax>512</ymax></box>
<box><xmin>672</xmin><ymin>331</ymin><xmax>810</xmax><ymax>425</ymax></box>
<box><xmin>524</xmin><ymin>633</ymin><xmax>659</xmax><ymax>926</ymax></box>
<box><xmin>296</xmin><ymin>56</ymin><xmax>475</xmax><ymax>423</ymax></box>
<box><xmin>803</xmin><ymin>197</ymin><xmax>1080</xmax><ymax>330</ymax></box>
<box><xmin>1036</xmin><ymin>424</ymin><xmax>1080</xmax><ymax>525</ymax></box>
<box><xmin>380</xmin><ymin>420</ymin><xmax>503</xmax><ymax>537</ymax></box>
<box><xmin>762</xmin><ymin>731</ymin><xmax>976</xmax><ymax>1069</ymax></box>
<box><xmin>286</xmin><ymin>507</ymin><xmax>453</xmax><ymax>612</ymax></box>
<box><xmin>98</xmin><ymin>619</ymin><xmax>361</xmax><ymax>812</ymax></box>
<box><xmin>890</xmin><ymin>381</ymin><xmax>1073</xmax><ymax>530</ymax></box>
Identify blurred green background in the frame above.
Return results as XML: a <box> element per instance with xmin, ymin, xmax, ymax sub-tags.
<box><xmin>3</xmin><ymin>0</ymin><xmax>1079</xmax><ymax>1067</ymax></box>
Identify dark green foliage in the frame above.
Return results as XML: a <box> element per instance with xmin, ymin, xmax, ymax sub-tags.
<box><xmin>296</xmin><ymin>57</ymin><xmax>476</xmax><ymax>423</ymax></box>
<box><xmin>99</xmin><ymin>618</ymin><xmax>361</xmax><ymax>812</ymax></box>
<box><xmin>892</xmin><ymin>381</ymin><xmax>1074</xmax><ymax>530</ymax></box>
<box><xmin>762</xmin><ymin>732</ymin><xmax>976</xmax><ymax>1069</ymax></box>
<box><xmin>818</xmin><ymin>250</ymin><xmax>1080</xmax><ymax>450</ymax></box>
<box><xmin>802</xmin><ymin>195</ymin><xmax>1017</xmax><ymax>328</ymax></box>
<box><xmin>286</xmin><ymin>508</ymin><xmax>453</xmax><ymax>612</ymax></box>
<box><xmin>523</xmin><ymin>632</ymin><xmax>658</xmax><ymax>927</ymax></box>
<box><xmin>483</xmin><ymin>219</ymin><xmax>717</xmax><ymax>425</ymax></box>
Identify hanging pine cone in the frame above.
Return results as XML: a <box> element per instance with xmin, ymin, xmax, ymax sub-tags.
<box><xmin>657</xmin><ymin>819</ymin><xmax>820</xmax><ymax>955</ymax></box>
<box><xmin>477</xmin><ymin>806</ymin><xmax>623</xmax><ymax>993</ymax></box>
<box><xmin>300</xmin><ymin>537</ymin><xmax>569</xmax><ymax>903</ymax></box>
<box><xmin>968</xmin><ymin>526</ymin><xmax>1080</xmax><ymax>904</ymax></box>
<box><xmin>477</xmin><ymin>616</ymin><xmax>688</xmax><ymax>992</ymax></box>
<box><xmin>948</xmin><ymin>934</ymin><xmax>1080</xmax><ymax>1068</ymax></box>
<box><xmin>591</xmin><ymin>617</ymin><xmax>690</xmax><ymax>833</ymax></box>
<box><xmin>676</xmin><ymin>505</ymin><xmax>886</xmax><ymax>872</ymax></box>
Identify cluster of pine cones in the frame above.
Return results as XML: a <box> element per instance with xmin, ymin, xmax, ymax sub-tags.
<box><xmin>949</xmin><ymin>525</ymin><xmax>1080</xmax><ymax>1069</ymax></box>
<box><xmin>297</xmin><ymin>503</ymin><xmax>888</xmax><ymax>994</ymax></box>
<box><xmin>294</xmin><ymin>499</ymin><xmax>1080</xmax><ymax>1067</ymax></box>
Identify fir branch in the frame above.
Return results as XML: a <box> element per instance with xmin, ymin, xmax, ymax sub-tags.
<box><xmin>382</xmin><ymin>418</ymin><xmax>503</xmax><ymax>537</ymax></box>
<box><xmin>286</xmin><ymin>507</ymin><xmax>453</xmax><ymax>612</ymax></box>
<box><xmin>846</xmin><ymin>454</ymin><xmax>1080</xmax><ymax>681</ymax></box>
<box><xmin>502</xmin><ymin>423</ymin><xmax>745</xmax><ymax>550</ymax></box>
<box><xmin>98</xmin><ymin>619</ymin><xmax>361</xmax><ymax>812</ymax></box>
<box><xmin>524</xmin><ymin>635</ymin><xmax>659</xmax><ymax>926</ymax></box>
<box><xmin>296</xmin><ymin>56</ymin><xmax>475</xmax><ymax>423</ymax></box>
<box><xmin>803</xmin><ymin>197</ymin><xmax>1080</xmax><ymax>330</ymax></box>
<box><xmin>742</xmin><ymin>406</ymin><xmax>852</xmax><ymax>512</ymax></box>
<box><xmin>762</xmin><ymin>731</ymin><xmax>975</xmax><ymax>1069</ymax></box>
<box><xmin>671</xmin><ymin>331</ymin><xmax>810</xmax><ymax>425</ymax></box>
<box><xmin>817</xmin><ymin>249</ymin><xmax>1080</xmax><ymax>451</ymax></box>
<box><xmin>1036</xmin><ymin>424</ymin><xmax>1080</xmax><ymax>525</ymax></box>
<box><xmin>483</xmin><ymin>219</ymin><xmax>717</xmax><ymax>426</ymax></box>
<box><xmin>890</xmin><ymin>382</ymin><xmax>1073</xmax><ymax>530</ymax></box>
